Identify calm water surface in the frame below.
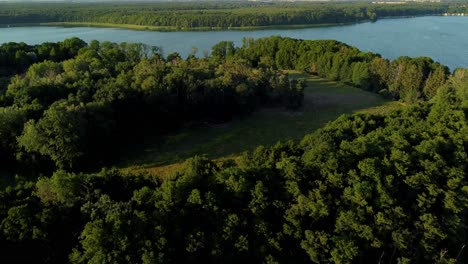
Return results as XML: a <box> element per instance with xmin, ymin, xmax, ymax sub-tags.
<box><xmin>1</xmin><ymin>16</ymin><xmax>467</xmax><ymax>71</ymax></box>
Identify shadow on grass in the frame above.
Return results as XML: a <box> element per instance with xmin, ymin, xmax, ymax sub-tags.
<box><xmin>118</xmin><ymin>73</ymin><xmax>403</xmax><ymax>175</ymax></box>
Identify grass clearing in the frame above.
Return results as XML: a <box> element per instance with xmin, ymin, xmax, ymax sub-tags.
<box><xmin>119</xmin><ymin>72</ymin><xmax>404</xmax><ymax>177</ymax></box>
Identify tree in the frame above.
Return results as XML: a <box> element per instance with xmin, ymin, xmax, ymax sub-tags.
<box><xmin>423</xmin><ymin>65</ymin><xmax>448</xmax><ymax>100</ymax></box>
<box><xmin>59</xmin><ymin>37</ymin><xmax>87</xmax><ymax>59</ymax></box>
<box><xmin>369</xmin><ymin>56</ymin><xmax>391</xmax><ymax>92</ymax></box>
<box><xmin>17</xmin><ymin>100</ymin><xmax>88</xmax><ymax>169</ymax></box>
<box><xmin>351</xmin><ymin>62</ymin><xmax>371</xmax><ymax>90</ymax></box>
<box><xmin>211</xmin><ymin>41</ymin><xmax>236</xmax><ymax>59</ymax></box>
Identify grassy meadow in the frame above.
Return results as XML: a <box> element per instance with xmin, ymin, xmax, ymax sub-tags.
<box><xmin>118</xmin><ymin>72</ymin><xmax>404</xmax><ymax>177</ymax></box>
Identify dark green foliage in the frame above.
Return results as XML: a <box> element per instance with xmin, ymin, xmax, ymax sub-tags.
<box><xmin>1</xmin><ymin>86</ymin><xmax>467</xmax><ymax>262</ymax></box>
<box><xmin>18</xmin><ymin>100</ymin><xmax>88</xmax><ymax>169</ymax></box>
<box><xmin>211</xmin><ymin>41</ymin><xmax>236</xmax><ymax>59</ymax></box>
<box><xmin>235</xmin><ymin>37</ymin><xmax>449</xmax><ymax>103</ymax></box>
<box><xmin>0</xmin><ymin>169</ymin><xmax>155</xmax><ymax>263</ymax></box>
<box><xmin>0</xmin><ymin>38</ymin><xmax>303</xmax><ymax>172</ymax></box>
<box><xmin>0</xmin><ymin>106</ymin><xmax>26</xmax><ymax>162</ymax></box>
<box><xmin>0</xmin><ymin>37</ymin><xmax>86</xmax><ymax>78</ymax></box>
<box><xmin>0</xmin><ymin>34</ymin><xmax>467</xmax><ymax>263</ymax></box>
<box><xmin>0</xmin><ymin>2</ymin><xmax>451</xmax><ymax>29</ymax></box>
<box><xmin>296</xmin><ymin>102</ymin><xmax>468</xmax><ymax>263</ymax></box>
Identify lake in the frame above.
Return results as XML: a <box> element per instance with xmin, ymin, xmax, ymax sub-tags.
<box><xmin>1</xmin><ymin>16</ymin><xmax>468</xmax><ymax>71</ymax></box>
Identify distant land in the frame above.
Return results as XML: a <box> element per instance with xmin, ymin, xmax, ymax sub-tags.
<box><xmin>0</xmin><ymin>0</ymin><xmax>455</xmax><ymax>3</ymax></box>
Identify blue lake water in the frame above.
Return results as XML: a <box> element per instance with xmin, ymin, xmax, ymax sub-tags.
<box><xmin>1</xmin><ymin>16</ymin><xmax>468</xmax><ymax>71</ymax></box>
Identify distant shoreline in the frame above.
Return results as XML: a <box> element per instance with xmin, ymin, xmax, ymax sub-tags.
<box><xmin>0</xmin><ymin>14</ymin><xmax>461</xmax><ymax>32</ymax></box>
<box><xmin>0</xmin><ymin>22</ymin><xmax>351</xmax><ymax>32</ymax></box>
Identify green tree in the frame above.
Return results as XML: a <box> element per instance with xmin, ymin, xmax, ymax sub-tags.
<box><xmin>423</xmin><ymin>65</ymin><xmax>448</xmax><ymax>100</ymax></box>
<box><xmin>211</xmin><ymin>41</ymin><xmax>236</xmax><ymax>59</ymax></box>
<box><xmin>18</xmin><ymin>100</ymin><xmax>88</xmax><ymax>169</ymax></box>
<box><xmin>351</xmin><ymin>62</ymin><xmax>371</xmax><ymax>90</ymax></box>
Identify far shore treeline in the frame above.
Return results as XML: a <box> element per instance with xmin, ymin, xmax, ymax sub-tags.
<box><xmin>0</xmin><ymin>2</ymin><xmax>465</xmax><ymax>30</ymax></box>
<box><xmin>0</xmin><ymin>36</ymin><xmax>467</xmax><ymax>263</ymax></box>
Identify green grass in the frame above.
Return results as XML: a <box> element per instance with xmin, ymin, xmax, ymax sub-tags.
<box><xmin>119</xmin><ymin>72</ymin><xmax>404</xmax><ymax>177</ymax></box>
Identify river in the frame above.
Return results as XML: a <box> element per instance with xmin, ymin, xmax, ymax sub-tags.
<box><xmin>1</xmin><ymin>16</ymin><xmax>468</xmax><ymax>71</ymax></box>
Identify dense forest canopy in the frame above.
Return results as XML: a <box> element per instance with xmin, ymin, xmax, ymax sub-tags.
<box><xmin>0</xmin><ymin>36</ymin><xmax>455</xmax><ymax>173</ymax></box>
<box><xmin>0</xmin><ymin>37</ymin><xmax>308</xmax><ymax>173</ymax></box>
<box><xmin>0</xmin><ymin>36</ymin><xmax>467</xmax><ymax>263</ymax></box>
<box><xmin>0</xmin><ymin>2</ymin><xmax>460</xmax><ymax>29</ymax></box>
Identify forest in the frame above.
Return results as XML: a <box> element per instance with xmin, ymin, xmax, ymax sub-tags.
<box><xmin>0</xmin><ymin>2</ymin><xmax>455</xmax><ymax>30</ymax></box>
<box><xmin>0</xmin><ymin>37</ymin><xmax>467</xmax><ymax>263</ymax></box>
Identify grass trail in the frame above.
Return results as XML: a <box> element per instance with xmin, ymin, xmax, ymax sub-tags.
<box><xmin>118</xmin><ymin>72</ymin><xmax>403</xmax><ymax>177</ymax></box>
